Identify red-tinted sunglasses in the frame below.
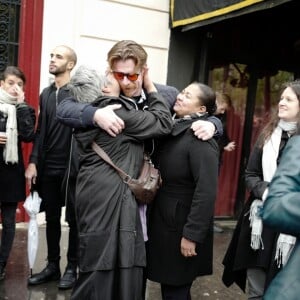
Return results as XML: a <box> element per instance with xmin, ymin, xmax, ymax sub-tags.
<box><xmin>112</xmin><ymin>71</ymin><xmax>140</xmax><ymax>82</ymax></box>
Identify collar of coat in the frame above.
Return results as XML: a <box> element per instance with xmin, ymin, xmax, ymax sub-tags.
<box><xmin>92</xmin><ymin>95</ymin><xmax>141</xmax><ymax>111</ymax></box>
<box><xmin>171</xmin><ymin>114</ymin><xmax>209</xmax><ymax>136</ymax></box>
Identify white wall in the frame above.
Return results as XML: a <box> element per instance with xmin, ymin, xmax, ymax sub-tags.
<box><xmin>40</xmin><ymin>0</ymin><xmax>170</xmax><ymax>92</ymax></box>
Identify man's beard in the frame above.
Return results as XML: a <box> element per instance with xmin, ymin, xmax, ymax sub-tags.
<box><xmin>49</xmin><ymin>66</ymin><xmax>67</xmax><ymax>76</ymax></box>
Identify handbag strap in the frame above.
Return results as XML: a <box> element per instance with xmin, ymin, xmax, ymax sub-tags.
<box><xmin>91</xmin><ymin>142</ymin><xmax>131</xmax><ymax>182</ymax></box>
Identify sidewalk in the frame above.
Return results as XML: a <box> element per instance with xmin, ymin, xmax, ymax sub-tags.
<box><xmin>2</xmin><ymin>219</ymin><xmax>246</xmax><ymax>300</ymax></box>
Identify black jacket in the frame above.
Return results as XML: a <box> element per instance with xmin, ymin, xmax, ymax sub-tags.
<box><xmin>29</xmin><ymin>83</ymin><xmax>73</xmax><ymax>184</ymax></box>
<box><xmin>0</xmin><ymin>102</ymin><xmax>36</xmax><ymax>202</ymax></box>
<box><xmin>147</xmin><ymin>116</ymin><xmax>219</xmax><ymax>285</ymax></box>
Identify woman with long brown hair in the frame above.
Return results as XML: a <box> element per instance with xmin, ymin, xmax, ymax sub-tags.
<box><xmin>222</xmin><ymin>80</ymin><xmax>300</xmax><ymax>299</ymax></box>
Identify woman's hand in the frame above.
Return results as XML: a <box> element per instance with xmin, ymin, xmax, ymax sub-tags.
<box><xmin>142</xmin><ymin>65</ymin><xmax>157</xmax><ymax>93</ymax></box>
<box><xmin>0</xmin><ymin>132</ymin><xmax>7</xmax><ymax>145</ymax></box>
<box><xmin>181</xmin><ymin>237</ymin><xmax>197</xmax><ymax>258</ymax></box>
<box><xmin>14</xmin><ymin>84</ymin><xmax>25</xmax><ymax>103</ymax></box>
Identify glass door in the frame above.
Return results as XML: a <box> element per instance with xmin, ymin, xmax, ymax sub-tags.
<box><xmin>209</xmin><ymin>64</ymin><xmax>293</xmax><ymax>217</ymax></box>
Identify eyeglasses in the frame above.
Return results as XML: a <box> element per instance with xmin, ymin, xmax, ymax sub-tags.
<box><xmin>112</xmin><ymin>71</ymin><xmax>140</xmax><ymax>82</ymax></box>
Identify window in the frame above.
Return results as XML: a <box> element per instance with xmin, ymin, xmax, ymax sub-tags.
<box><xmin>0</xmin><ymin>0</ymin><xmax>21</xmax><ymax>71</ymax></box>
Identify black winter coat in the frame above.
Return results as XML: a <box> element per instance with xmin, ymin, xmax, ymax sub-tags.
<box><xmin>72</xmin><ymin>93</ymin><xmax>172</xmax><ymax>299</ymax></box>
<box><xmin>0</xmin><ymin>102</ymin><xmax>36</xmax><ymax>202</ymax></box>
<box><xmin>147</xmin><ymin>116</ymin><xmax>219</xmax><ymax>285</ymax></box>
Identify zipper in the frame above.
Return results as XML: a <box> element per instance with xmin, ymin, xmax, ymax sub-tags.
<box><xmin>64</xmin><ymin>133</ymin><xmax>74</xmax><ymax>207</ymax></box>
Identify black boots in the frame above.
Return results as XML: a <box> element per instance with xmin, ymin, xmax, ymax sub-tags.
<box><xmin>57</xmin><ymin>263</ymin><xmax>77</xmax><ymax>290</ymax></box>
<box><xmin>27</xmin><ymin>261</ymin><xmax>77</xmax><ymax>289</ymax></box>
<box><xmin>28</xmin><ymin>262</ymin><xmax>61</xmax><ymax>285</ymax></box>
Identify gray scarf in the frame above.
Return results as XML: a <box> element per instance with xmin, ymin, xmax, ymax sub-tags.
<box><xmin>250</xmin><ymin>120</ymin><xmax>297</xmax><ymax>266</ymax></box>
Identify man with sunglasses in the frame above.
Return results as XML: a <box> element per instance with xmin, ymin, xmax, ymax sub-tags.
<box><xmin>107</xmin><ymin>40</ymin><xmax>221</xmax><ymax>139</ymax></box>
<box><xmin>112</xmin><ymin>71</ymin><xmax>139</xmax><ymax>81</ymax></box>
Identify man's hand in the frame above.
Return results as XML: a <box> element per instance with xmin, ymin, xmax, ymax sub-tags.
<box><xmin>94</xmin><ymin>104</ymin><xmax>125</xmax><ymax>137</ymax></box>
<box><xmin>25</xmin><ymin>163</ymin><xmax>37</xmax><ymax>189</ymax></box>
<box><xmin>191</xmin><ymin>120</ymin><xmax>215</xmax><ymax>141</ymax></box>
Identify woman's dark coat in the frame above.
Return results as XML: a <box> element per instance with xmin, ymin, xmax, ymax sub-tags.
<box><xmin>0</xmin><ymin>102</ymin><xmax>36</xmax><ymax>202</ymax></box>
<box><xmin>222</xmin><ymin>138</ymin><xmax>283</xmax><ymax>292</ymax></box>
<box><xmin>71</xmin><ymin>93</ymin><xmax>172</xmax><ymax>299</ymax></box>
<box><xmin>146</xmin><ymin>116</ymin><xmax>219</xmax><ymax>286</ymax></box>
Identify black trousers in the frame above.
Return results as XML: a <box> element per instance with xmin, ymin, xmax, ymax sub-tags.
<box><xmin>0</xmin><ymin>202</ymin><xmax>18</xmax><ymax>265</ymax></box>
<box><xmin>161</xmin><ymin>283</ymin><xmax>192</xmax><ymax>300</ymax></box>
<box><xmin>65</xmin><ymin>176</ymin><xmax>78</xmax><ymax>267</ymax></box>
<box><xmin>39</xmin><ymin>175</ymin><xmax>78</xmax><ymax>267</ymax></box>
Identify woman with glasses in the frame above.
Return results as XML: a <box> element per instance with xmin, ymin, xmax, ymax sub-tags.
<box><xmin>146</xmin><ymin>82</ymin><xmax>219</xmax><ymax>300</ymax></box>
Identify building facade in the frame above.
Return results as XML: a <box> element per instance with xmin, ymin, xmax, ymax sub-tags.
<box><xmin>1</xmin><ymin>0</ymin><xmax>171</xmax><ymax>221</ymax></box>
<box><xmin>3</xmin><ymin>0</ymin><xmax>299</xmax><ymax>220</ymax></box>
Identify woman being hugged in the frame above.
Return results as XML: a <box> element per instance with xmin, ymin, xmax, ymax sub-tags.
<box><xmin>0</xmin><ymin>66</ymin><xmax>36</xmax><ymax>279</ymax></box>
<box><xmin>60</xmin><ymin>65</ymin><xmax>173</xmax><ymax>300</ymax></box>
<box><xmin>146</xmin><ymin>82</ymin><xmax>219</xmax><ymax>299</ymax></box>
<box><xmin>222</xmin><ymin>80</ymin><xmax>300</xmax><ymax>299</ymax></box>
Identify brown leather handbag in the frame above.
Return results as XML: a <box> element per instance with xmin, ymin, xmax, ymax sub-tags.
<box><xmin>92</xmin><ymin>142</ymin><xmax>161</xmax><ymax>204</ymax></box>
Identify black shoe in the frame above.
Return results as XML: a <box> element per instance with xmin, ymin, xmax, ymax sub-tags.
<box><xmin>28</xmin><ymin>263</ymin><xmax>61</xmax><ymax>285</ymax></box>
<box><xmin>58</xmin><ymin>267</ymin><xmax>77</xmax><ymax>290</ymax></box>
<box><xmin>0</xmin><ymin>263</ymin><xmax>6</xmax><ymax>281</ymax></box>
